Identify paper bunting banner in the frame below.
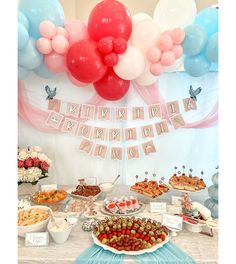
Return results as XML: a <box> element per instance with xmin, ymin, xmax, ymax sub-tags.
<box><xmin>47</xmin><ymin>97</ymin><xmax>197</xmax><ymax>121</ymax></box>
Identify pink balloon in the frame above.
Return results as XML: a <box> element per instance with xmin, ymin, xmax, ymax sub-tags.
<box><xmin>157</xmin><ymin>35</ymin><xmax>173</xmax><ymax>52</ymax></box>
<box><xmin>52</xmin><ymin>35</ymin><xmax>69</xmax><ymax>54</ymax></box>
<box><xmin>39</xmin><ymin>20</ymin><xmax>57</xmax><ymax>39</ymax></box>
<box><xmin>147</xmin><ymin>47</ymin><xmax>162</xmax><ymax>63</ymax></box>
<box><xmin>171</xmin><ymin>28</ymin><xmax>185</xmax><ymax>45</ymax></box>
<box><xmin>65</xmin><ymin>20</ymin><xmax>89</xmax><ymax>45</ymax></box>
<box><xmin>161</xmin><ymin>51</ymin><xmax>175</xmax><ymax>66</ymax></box>
<box><xmin>36</xmin><ymin>38</ymin><xmax>52</xmax><ymax>55</ymax></box>
<box><xmin>67</xmin><ymin>71</ymin><xmax>88</xmax><ymax>87</ymax></box>
<box><xmin>56</xmin><ymin>27</ymin><xmax>68</xmax><ymax>38</ymax></box>
<box><xmin>150</xmin><ymin>62</ymin><xmax>164</xmax><ymax>76</ymax></box>
<box><xmin>45</xmin><ymin>52</ymin><xmax>67</xmax><ymax>73</ymax></box>
<box><xmin>172</xmin><ymin>45</ymin><xmax>183</xmax><ymax>59</ymax></box>
<box><xmin>163</xmin><ymin>30</ymin><xmax>172</xmax><ymax>36</ymax></box>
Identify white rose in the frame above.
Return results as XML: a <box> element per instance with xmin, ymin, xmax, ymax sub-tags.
<box><xmin>46</xmin><ymin>158</ymin><xmax>52</xmax><ymax>166</ymax></box>
<box><xmin>33</xmin><ymin>146</ymin><xmax>43</xmax><ymax>152</ymax></box>
<box><xmin>18</xmin><ymin>151</ymin><xmax>29</xmax><ymax>161</ymax></box>
<box><xmin>38</xmin><ymin>153</ymin><xmax>47</xmax><ymax>161</ymax></box>
<box><xmin>30</xmin><ymin>151</ymin><xmax>38</xmax><ymax>158</ymax></box>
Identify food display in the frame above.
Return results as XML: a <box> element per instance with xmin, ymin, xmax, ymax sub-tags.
<box><xmin>31</xmin><ymin>189</ymin><xmax>68</xmax><ymax>204</ymax></box>
<box><xmin>93</xmin><ymin>216</ymin><xmax>169</xmax><ymax>253</ymax></box>
<box><xmin>65</xmin><ymin>198</ymin><xmax>98</xmax><ymax>217</ymax></box>
<box><xmin>169</xmin><ymin>173</ymin><xmax>206</xmax><ymax>192</ymax></box>
<box><xmin>130</xmin><ymin>179</ymin><xmax>170</xmax><ymax>198</ymax></box>
<box><xmin>103</xmin><ymin>196</ymin><xmax>143</xmax><ymax>215</ymax></box>
<box><xmin>18</xmin><ymin>207</ymin><xmax>49</xmax><ymax>226</ymax></box>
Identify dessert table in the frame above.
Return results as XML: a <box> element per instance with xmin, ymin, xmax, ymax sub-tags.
<box><xmin>18</xmin><ymin>186</ymin><xmax>218</xmax><ymax>264</ymax></box>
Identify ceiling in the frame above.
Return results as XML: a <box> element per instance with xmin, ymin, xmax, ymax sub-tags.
<box><xmin>60</xmin><ymin>0</ymin><xmax>218</xmax><ymax>22</ymax></box>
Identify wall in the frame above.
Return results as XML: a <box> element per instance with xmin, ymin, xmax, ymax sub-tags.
<box><xmin>60</xmin><ymin>0</ymin><xmax>218</xmax><ymax>21</ymax></box>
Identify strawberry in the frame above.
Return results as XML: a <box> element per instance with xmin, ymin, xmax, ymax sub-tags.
<box><xmin>126</xmin><ymin>230</ymin><xmax>130</xmax><ymax>235</ymax></box>
<box><xmin>135</xmin><ymin>233</ymin><xmax>140</xmax><ymax>239</ymax></box>
<box><xmin>159</xmin><ymin>234</ymin><xmax>166</xmax><ymax>241</ymax></box>
<box><xmin>121</xmin><ymin>230</ymin><xmax>126</xmax><ymax>235</ymax></box>
<box><xmin>117</xmin><ymin>232</ymin><xmax>121</xmax><ymax>237</ymax></box>
<box><xmin>140</xmin><ymin>234</ymin><xmax>145</xmax><ymax>239</ymax></box>
<box><xmin>144</xmin><ymin>235</ymin><xmax>150</xmax><ymax>241</ymax></box>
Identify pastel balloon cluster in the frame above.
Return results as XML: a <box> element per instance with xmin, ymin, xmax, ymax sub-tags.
<box><xmin>147</xmin><ymin>28</ymin><xmax>185</xmax><ymax>76</ymax></box>
<box><xmin>183</xmin><ymin>7</ymin><xmax>218</xmax><ymax>77</ymax></box>
<box><xmin>36</xmin><ymin>20</ymin><xmax>69</xmax><ymax>74</ymax></box>
<box><xmin>67</xmin><ymin>0</ymin><xmax>132</xmax><ymax>101</ymax></box>
<box><xmin>36</xmin><ymin>21</ymin><xmax>69</xmax><ymax>55</ymax></box>
<box><xmin>18</xmin><ymin>0</ymin><xmax>65</xmax><ymax>80</ymax></box>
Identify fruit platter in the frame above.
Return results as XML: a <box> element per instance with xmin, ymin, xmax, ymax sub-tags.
<box><xmin>100</xmin><ymin>196</ymin><xmax>146</xmax><ymax>216</ymax></box>
<box><xmin>31</xmin><ymin>189</ymin><xmax>68</xmax><ymax>205</ymax></box>
<box><xmin>92</xmin><ymin>216</ymin><xmax>169</xmax><ymax>255</ymax></box>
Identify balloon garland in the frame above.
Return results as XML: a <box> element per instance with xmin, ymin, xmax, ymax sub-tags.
<box><xmin>18</xmin><ymin>0</ymin><xmax>218</xmax><ymax>101</ymax></box>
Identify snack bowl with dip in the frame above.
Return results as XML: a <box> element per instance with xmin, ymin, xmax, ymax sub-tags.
<box><xmin>99</xmin><ymin>175</ymin><xmax>120</xmax><ymax>198</ymax></box>
<box><xmin>48</xmin><ymin>217</ymin><xmax>73</xmax><ymax>244</ymax></box>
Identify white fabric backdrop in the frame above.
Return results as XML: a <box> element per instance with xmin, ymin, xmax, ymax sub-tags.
<box><xmin>18</xmin><ymin>71</ymin><xmax>218</xmax><ymax>186</ymax></box>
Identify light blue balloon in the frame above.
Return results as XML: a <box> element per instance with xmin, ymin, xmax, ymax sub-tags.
<box><xmin>182</xmin><ymin>25</ymin><xmax>208</xmax><ymax>56</ymax></box>
<box><xmin>18</xmin><ymin>66</ymin><xmax>30</xmax><ymax>80</ymax></box>
<box><xmin>195</xmin><ymin>7</ymin><xmax>218</xmax><ymax>37</ymax></box>
<box><xmin>18</xmin><ymin>38</ymin><xmax>43</xmax><ymax>70</ymax></box>
<box><xmin>19</xmin><ymin>0</ymin><xmax>65</xmax><ymax>39</ymax></box>
<box><xmin>184</xmin><ymin>54</ymin><xmax>211</xmax><ymax>77</ymax></box>
<box><xmin>18</xmin><ymin>11</ymin><xmax>29</xmax><ymax>31</ymax></box>
<box><xmin>34</xmin><ymin>63</ymin><xmax>55</xmax><ymax>79</ymax></box>
<box><xmin>205</xmin><ymin>33</ymin><xmax>218</xmax><ymax>63</ymax></box>
<box><xmin>18</xmin><ymin>23</ymin><xmax>29</xmax><ymax>50</ymax></box>
<box><xmin>210</xmin><ymin>63</ymin><xmax>218</xmax><ymax>72</ymax></box>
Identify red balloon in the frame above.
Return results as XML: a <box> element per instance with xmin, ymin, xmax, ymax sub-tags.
<box><xmin>94</xmin><ymin>68</ymin><xmax>130</xmax><ymax>101</ymax></box>
<box><xmin>113</xmin><ymin>38</ymin><xmax>127</xmax><ymax>54</ymax></box>
<box><xmin>104</xmin><ymin>52</ymin><xmax>118</xmax><ymax>67</ymax></box>
<box><xmin>98</xmin><ymin>37</ymin><xmax>113</xmax><ymax>54</ymax></box>
<box><xmin>66</xmin><ymin>40</ymin><xmax>107</xmax><ymax>83</ymax></box>
<box><xmin>88</xmin><ymin>0</ymin><xmax>132</xmax><ymax>41</ymax></box>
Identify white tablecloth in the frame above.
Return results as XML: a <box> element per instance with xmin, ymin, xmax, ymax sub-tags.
<box><xmin>18</xmin><ymin>186</ymin><xmax>218</xmax><ymax>264</ymax></box>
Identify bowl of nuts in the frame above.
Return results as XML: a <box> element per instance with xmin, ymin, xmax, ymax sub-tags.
<box><xmin>18</xmin><ymin>205</ymin><xmax>52</xmax><ymax>237</ymax></box>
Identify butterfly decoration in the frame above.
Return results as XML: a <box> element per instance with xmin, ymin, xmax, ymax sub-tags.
<box><xmin>189</xmin><ymin>85</ymin><xmax>202</xmax><ymax>101</ymax></box>
<box><xmin>45</xmin><ymin>85</ymin><xmax>57</xmax><ymax>100</ymax></box>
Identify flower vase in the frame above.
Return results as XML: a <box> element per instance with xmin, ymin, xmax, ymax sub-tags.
<box><xmin>18</xmin><ymin>183</ymin><xmax>39</xmax><ymax>196</ymax></box>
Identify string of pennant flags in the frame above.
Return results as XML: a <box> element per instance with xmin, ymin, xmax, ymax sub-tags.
<box><xmin>45</xmin><ymin>96</ymin><xmax>198</xmax><ymax>160</ymax></box>
<box><xmin>47</xmin><ymin>97</ymin><xmax>197</xmax><ymax>121</ymax></box>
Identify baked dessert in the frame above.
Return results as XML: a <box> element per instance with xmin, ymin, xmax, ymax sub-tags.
<box><xmin>72</xmin><ymin>184</ymin><xmax>101</xmax><ymax>197</ymax></box>
<box><xmin>130</xmin><ymin>179</ymin><xmax>170</xmax><ymax>198</ymax></box>
<box><xmin>104</xmin><ymin>196</ymin><xmax>142</xmax><ymax>215</ymax></box>
<box><xmin>169</xmin><ymin>173</ymin><xmax>206</xmax><ymax>192</ymax></box>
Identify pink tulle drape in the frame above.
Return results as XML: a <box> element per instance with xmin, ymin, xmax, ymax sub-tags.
<box><xmin>133</xmin><ymin>83</ymin><xmax>218</xmax><ymax>128</ymax></box>
<box><xmin>18</xmin><ymin>80</ymin><xmax>218</xmax><ymax>133</ymax></box>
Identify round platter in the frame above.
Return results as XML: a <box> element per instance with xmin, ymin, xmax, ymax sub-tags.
<box><xmin>169</xmin><ymin>184</ymin><xmax>205</xmax><ymax>194</ymax></box>
<box><xmin>100</xmin><ymin>203</ymin><xmax>146</xmax><ymax>216</ymax></box>
<box><xmin>30</xmin><ymin>191</ymin><xmax>68</xmax><ymax>205</ymax></box>
<box><xmin>92</xmin><ymin>233</ymin><xmax>169</xmax><ymax>255</ymax></box>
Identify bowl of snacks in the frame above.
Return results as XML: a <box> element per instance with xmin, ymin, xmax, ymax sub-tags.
<box><xmin>31</xmin><ymin>189</ymin><xmax>68</xmax><ymax>205</ymax></box>
<box><xmin>47</xmin><ymin>217</ymin><xmax>73</xmax><ymax>244</ymax></box>
<box><xmin>18</xmin><ymin>206</ymin><xmax>51</xmax><ymax>237</ymax></box>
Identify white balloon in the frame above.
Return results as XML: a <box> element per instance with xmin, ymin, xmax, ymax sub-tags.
<box><xmin>131</xmin><ymin>19</ymin><xmax>161</xmax><ymax>54</ymax></box>
<box><xmin>135</xmin><ymin>63</ymin><xmax>158</xmax><ymax>86</ymax></box>
<box><xmin>153</xmin><ymin>0</ymin><xmax>197</xmax><ymax>31</ymax></box>
<box><xmin>165</xmin><ymin>57</ymin><xmax>184</xmax><ymax>72</ymax></box>
<box><xmin>114</xmin><ymin>46</ymin><xmax>145</xmax><ymax>80</ymax></box>
<box><xmin>132</xmin><ymin>13</ymin><xmax>152</xmax><ymax>28</ymax></box>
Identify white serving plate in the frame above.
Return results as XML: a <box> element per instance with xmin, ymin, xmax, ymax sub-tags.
<box><xmin>169</xmin><ymin>184</ymin><xmax>205</xmax><ymax>193</ymax></box>
<box><xmin>92</xmin><ymin>233</ymin><xmax>169</xmax><ymax>255</ymax></box>
<box><xmin>67</xmin><ymin>187</ymin><xmax>102</xmax><ymax>201</ymax></box>
<box><xmin>130</xmin><ymin>186</ymin><xmax>171</xmax><ymax>201</ymax></box>
<box><xmin>18</xmin><ymin>205</ymin><xmax>52</xmax><ymax>237</ymax></box>
<box><xmin>100</xmin><ymin>203</ymin><xmax>146</xmax><ymax>216</ymax></box>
